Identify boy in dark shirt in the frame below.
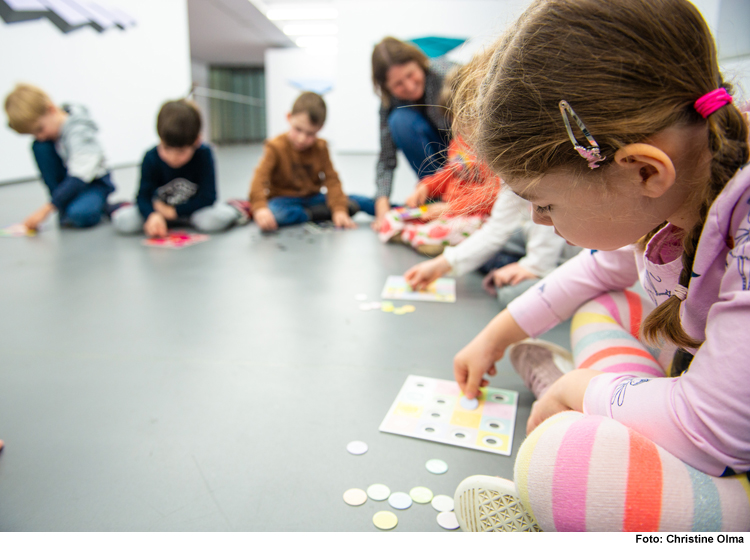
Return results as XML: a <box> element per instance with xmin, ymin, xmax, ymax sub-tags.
<box><xmin>113</xmin><ymin>99</ymin><xmax>250</xmax><ymax>236</ymax></box>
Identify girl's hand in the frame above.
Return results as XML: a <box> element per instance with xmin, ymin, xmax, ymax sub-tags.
<box><xmin>453</xmin><ymin>309</ymin><xmax>529</xmax><ymax>399</ymax></box>
<box><xmin>422</xmin><ymin>202</ymin><xmax>448</xmax><ymax>221</ymax></box>
<box><xmin>404</xmin><ymin>255</ymin><xmax>452</xmax><ymax>291</ymax></box>
<box><xmin>526</xmin><ymin>368</ymin><xmax>604</xmax><ymax>434</ymax></box>
<box><xmin>371</xmin><ymin>196</ymin><xmax>391</xmax><ymax>231</ymax></box>
<box><xmin>405</xmin><ymin>184</ymin><xmax>428</xmax><ymax>208</ymax></box>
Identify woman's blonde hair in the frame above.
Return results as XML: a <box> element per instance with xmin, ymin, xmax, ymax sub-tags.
<box><xmin>371</xmin><ymin>36</ymin><xmax>429</xmax><ymax>107</ymax></box>
<box><xmin>455</xmin><ymin>0</ymin><xmax>749</xmax><ymax>350</ymax></box>
<box><xmin>4</xmin><ymin>83</ymin><xmax>52</xmax><ymax>134</ymax></box>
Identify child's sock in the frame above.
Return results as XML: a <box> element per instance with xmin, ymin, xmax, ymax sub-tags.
<box><xmin>514</xmin><ymin>411</ymin><xmax>750</xmax><ymax>531</ymax></box>
<box><xmin>226</xmin><ymin>199</ymin><xmax>252</xmax><ymax>225</ymax></box>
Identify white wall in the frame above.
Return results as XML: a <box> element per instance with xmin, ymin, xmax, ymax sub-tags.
<box><xmin>190</xmin><ymin>59</ymin><xmax>212</xmax><ymax>141</ymax></box>
<box><xmin>264</xmin><ymin>48</ymin><xmax>337</xmax><ymax>141</ymax></box>
<box><xmin>0</xmin><ymin>0</ymin><xmax>191</xmax><ymax>184</ymax></box>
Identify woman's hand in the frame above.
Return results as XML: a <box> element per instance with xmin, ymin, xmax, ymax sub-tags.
<box><xmin>371</xmin><ymin>196</ymin><xmax>391</xmax><ymax>232</ymax></box>
<box><xmin>526</xmin><ymin>368</ymin><xmax>604</xmax><ymax>434</ymax></box>
<box><xmin>404</xmin><ymin>255</ymin><xmax>452</xmax><ymax>291</ymax></box>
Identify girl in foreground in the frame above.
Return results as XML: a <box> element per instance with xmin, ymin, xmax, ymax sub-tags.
<box><xmin>452</xmin><ymin>0</ymin><xmax>750</xmax><ymax>531</ymax></box>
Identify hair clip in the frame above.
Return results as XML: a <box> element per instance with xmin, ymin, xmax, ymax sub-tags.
<box><xmin>672</xmin><ymin>284</ymin><xmax>688</xmax><ymax>301</ymax></box>
<box><xmin>559</xmin><ymin>100</ymin><xmax>606</xmax><ymax>169</ymax></box>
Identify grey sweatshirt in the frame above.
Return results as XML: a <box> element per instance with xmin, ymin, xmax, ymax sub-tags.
<box><xmin>55</xmin><ymin>104</ymin><xmax>108</xmax><ymax>183</ymax></box>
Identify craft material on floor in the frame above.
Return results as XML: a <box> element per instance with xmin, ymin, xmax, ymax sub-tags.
<box><xmin>0</xmin><ymin>224</ymin><xmax>36</xmax><ymax>237</ymax></box>
<box><xmin>343</xmin><ymin>488</ymin><xmax>368</xmax><ymax>506</ymax></box>
<box><xmin>346</xmin><ymin>441</ymin><xmax>368</xmax><ymax>455</ymax></box>
<box><xmin>142</xmin><ymin>231</ymin><xmax>209</xmax><ymax>249</ymax></box>
<box><xmin>381</xmin><ymin>276</ymin><xmax>456</xmax><ymax>303</ymax></box>
<box><xmin>373</xmin><ymin>511</ymin><xmax>398</xmax><ymax>530</ymax></box>
<box><xmin>380</xmin><ymin>375</ymin><xmax>519</xmax><ymax>456</ymax></box>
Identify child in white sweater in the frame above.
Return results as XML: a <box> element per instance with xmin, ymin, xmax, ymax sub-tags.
<box><xmin>404</xmin><ymin>188</ymin><xmax>579</xmax><ymax>307</ymax></box>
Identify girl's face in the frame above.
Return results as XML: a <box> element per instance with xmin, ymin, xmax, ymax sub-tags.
<box><xmin>385</xmin><ymin>61</ymin><xmax>425</xmax><ymax>101</ymax></box>
<box><xmin>508</xmin><ymin>168</ymin><xmax>677</xmax><ymax>251</ymax></box>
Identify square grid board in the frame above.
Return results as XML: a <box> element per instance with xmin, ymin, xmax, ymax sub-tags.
<box><xmin>379</xmin><ymin>375</ymin><xmax>519</xmax><ymax>455</ymax></box>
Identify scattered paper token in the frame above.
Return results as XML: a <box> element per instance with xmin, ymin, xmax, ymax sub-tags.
<box><xmin>401</xmin><ymin>305</ymin><xmax>416</xmax><ymax>313</ymax></box>
<box><xmin>343</xmin><ymin>488</ymin><xmax>368</xmax><ymax>506</ymax></box>
<box><xmin>346</xmin><ymin>441</ymin><xmax>368</xmax><ymax>455</ymax></box>
<box><xmin>460</xmin><ymin>396</ymin><xmax>479</xmax><ymax>410</ymax></box>
<box><xmin>425</xmin><ymin>459</ymin><xmax>448</xmax><ymax>474</ymax></box>
<box><xmin>381</xmin><ymin>301</ymin><xmax>395</xmax><ymax>312</ymax></box>
<box><xmin>431</xmin><ymin>495</ymin><xmax>454</xmax><ymax>512</ymax></box>
<box><xmin>409</xmin><ymin>486</ymin><xmax>434</xmax><ymax>504</ymax></box>
<box><xmin>437</xmin><ymin>511</ymin><xmax>460</xmax><ymax>530</ymax></box>
<box><xmin>393</xmin><ymin>307</ymin><xmax>407</xmax><ymax>315</ymax></box>
<box><xmin>373</xmin><ymin>511</ymin><xmax>398</xmax><ymax>530</ymax></box>
<box><xmin>388</xmin><ymin>492</ymin><xmax>413</xmax><ymax>510</ymax></box>
<box><xmin>355</xmin><ymin>294</ymin><xmax>368</xmax><ymax>301</ymax></box>
<box><xmin>367</xmin><ymin>483</ymin><xmax>391</xmax><ymax>501</ymax></box>
<box><xmin>359</xmin><ymin>303</ymin><xmax>373</xmax><ymax>311</ymax></box>
<box><xmin>370</xmin><ymin>302</ymin><xmax>382</xmax><ymax>309</ymax></box>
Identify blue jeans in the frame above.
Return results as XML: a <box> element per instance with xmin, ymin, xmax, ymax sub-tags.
<box><xmin>267</xmin><ymin>193</ymin><xmax>375</xmax><ymax>227</ymax></box>
<box><xmin>388</xmin><ymin>107</ymin><xmax>449</xmax><ymax>179</ymax></box>
<box><xmin>32</xmin><ymin>140</ymin><xmax>114</xmax><ymax>228</ymax></box>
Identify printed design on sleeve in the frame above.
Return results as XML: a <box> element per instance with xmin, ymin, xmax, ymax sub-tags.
<box><xmin>611</xmin><ymin>378</ymin><xmax>651</xmax><ymax>407</ymax></box>
<box><xmin>155</xmin><ymin>178</ymin><xmax>198</xmax><ymax>206</ymax></box>
<box><xmin>727</xmin><ymin>202</ymin><xmax>750</xmax><ymax>290</ymax></box>
<box><xmin>643</xmin><ymin>270</ymin><xmax>674</xmax><ymax>305</ymax></box>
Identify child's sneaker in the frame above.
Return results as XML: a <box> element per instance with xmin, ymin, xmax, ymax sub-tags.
<box><xmin>454</xmin><ymin>475</ymin><xmax>541</xmax><ymax>532</ymax></box>
<box><xmin>104</xmin><ymin>201</ymin><xmax>131</xmax><ymax>218</ymax></box>
<box><xmin>508</xmin><ymin>339</ymin><xmax>574</xmax><ymax>398</ymax></box>
<box><xmin>227</xmin><ymin>199</ymin><xmax>252</xmax><ymax>225</ymax></box>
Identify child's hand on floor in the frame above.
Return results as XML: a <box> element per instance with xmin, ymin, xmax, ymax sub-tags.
<box><xmin>405</xmin><ymin>255</ymin><xmax>452</xmax><ymax>291</ymax></box>
<box><xmin>144</xmin><ymin>212</ymin><xmax>168</xmax><ymax>237</ymax></box>
<box><xmin>332</xmin><ymin>210</ymin><xmax>356</xmax><ymax>229</ymax></box>
<box><xmin>405</xmin><ymin>183</ymin><xmax>429</xmax><ymax>207</ymax></box>
<box><xmin>23</xmin><ymin>203</ymin><xmax>54</xmax><ymax>231</ymax></box>
<box><xmin>254</xmin><ymin>208</ymin><xmax>278</xmax><ymax>231</ymax></box>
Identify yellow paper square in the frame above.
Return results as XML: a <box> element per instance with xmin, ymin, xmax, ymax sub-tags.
<box><xmin>395</xmin><ymin>402</ymin><xmax>423</xmax><ymax>418</ymax></box>
<box><xmin>450</xmin><ymin>410</ymin><xmax>481</xmax><ymax>429</ymax></box>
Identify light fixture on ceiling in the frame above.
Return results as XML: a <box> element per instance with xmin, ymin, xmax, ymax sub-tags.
<box><xmin>265</xmin><ymin>6</ymin><xmax>338</xmax><ymax>21</ymax></box>
<box><xmin>295</xmin><ymin>36</ymin><xmax>338</xmax><ymax>49</ymax></box>
<box><xmin>282</xmin><ymin>23</ymin><xmax>338</xmax><ymax>36</ymax></box>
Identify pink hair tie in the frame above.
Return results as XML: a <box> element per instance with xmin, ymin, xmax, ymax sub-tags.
<box><xmin>694</xmin><ymin>88</ymin><xmax>733</xmax><ymax>118</ymax></box>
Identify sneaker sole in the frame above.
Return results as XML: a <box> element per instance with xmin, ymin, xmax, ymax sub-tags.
<box><xmin>454</xmin><ymin>475</ymin><xmax>541</xmax><ymax>532</ymax></box>
<box><xmin>508</xmin><ymin>339</ymin><xmax>575</xmax><ymax>374</ymax></box>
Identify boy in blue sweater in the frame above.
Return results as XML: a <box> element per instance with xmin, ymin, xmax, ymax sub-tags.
<box><xmin>113</xmin><ymin>99</ymin><xmax>250</xmax><ymax>236</ymax></box>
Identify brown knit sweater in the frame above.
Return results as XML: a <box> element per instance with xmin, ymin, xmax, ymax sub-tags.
<box><xmin>249</xmin><ymin>133</ymin><xmax>348</xmax><ymax>213</ymax></box>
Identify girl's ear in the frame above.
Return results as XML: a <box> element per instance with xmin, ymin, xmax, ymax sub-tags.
<box><xmin>614</xmin><ymin>143</ymin><xmax>676</xmax><ymax>198</ymax></box>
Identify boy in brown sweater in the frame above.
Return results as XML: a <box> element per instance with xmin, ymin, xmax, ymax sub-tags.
<box><xmin>249</xmin><ymin>92</ymin><xmax>374</xmax><ymax>231</ymax></box>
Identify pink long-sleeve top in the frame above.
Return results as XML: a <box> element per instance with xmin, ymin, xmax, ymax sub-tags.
<box><xmin>507</xmin><ymin>165</ymin><xmax>750</xmax><ymax>476</ymax></box>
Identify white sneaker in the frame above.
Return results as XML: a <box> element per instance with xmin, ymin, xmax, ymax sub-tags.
<box><xmin>454</xmin><ymin>475</ymin><xmax>541</xmax><ymax>532</ymax></box>
<box><xmin>507</xmin><ymin>339</ymin><xmax>574</xmax><ymax>398</ymax></box>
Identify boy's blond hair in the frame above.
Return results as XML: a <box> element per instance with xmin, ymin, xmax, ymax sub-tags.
<box><xmin>291</xmin><ymin>92</ymin><xmax>327</xmax><ymax>127</ymax></box>
<box><xmin>4</xmin><ymin>83</ymin><xmax>52</xmax><ymax>134</ymax></box>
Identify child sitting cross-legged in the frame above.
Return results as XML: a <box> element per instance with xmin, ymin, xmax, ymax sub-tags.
<box><xmin>112</xmin><ymin>99</ymin><xmax>250</xmax><ymax>237</ymax></box>
<box><xmin>249</xmin><ymin>91</ymin><xmax>374</xmax><ymax>232</ymax></box>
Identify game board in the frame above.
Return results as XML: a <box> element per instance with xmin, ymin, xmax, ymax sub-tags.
<box><xmin>379</xmin><ymin>375</ymin><xmax>519</xmax><ymax>456</ymax></box>
<box><xmin>142</xmin><ymin>231</ymin><xmax>209</xmax><ymax>249</ymax></box>
<box><xmin>0</xmin><ymin>224</ymin><xmax>35</xmax><ymax>237</ymax></box>
<box><xmin>380</xmin><ymin>275</ymin><xmax>456</xmax><ymax>302</ymax></box>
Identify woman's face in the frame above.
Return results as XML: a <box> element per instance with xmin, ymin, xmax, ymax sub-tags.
<box><xmin>385</xmin><ymin>61</ymin><xmax>426</xmax><ymax>101</ymax></box>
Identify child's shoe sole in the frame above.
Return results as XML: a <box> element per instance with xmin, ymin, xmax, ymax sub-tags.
<box><xmin>454</xmin><ymin>475</ymin><xmax>541</xmax><ymax>532</ymax></box>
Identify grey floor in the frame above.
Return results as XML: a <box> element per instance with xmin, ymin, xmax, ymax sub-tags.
<box><xmin>0</xmin><ymin>145</ymin><xmax>570</xmax><ymax>531</ymax></box>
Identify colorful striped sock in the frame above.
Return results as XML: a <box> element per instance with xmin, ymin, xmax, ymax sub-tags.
<box><xmin>571</xmin><ymin>291</ymin><xmax>675</xmax><ymax>377</ymax></box>
<box><xmin>514</xmin><ymin>412</ymin><xmax>750</xmax><ymax>531</ymax></box>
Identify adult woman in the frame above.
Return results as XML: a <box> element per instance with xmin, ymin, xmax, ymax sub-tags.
<box><xmin>371</xmin><ymin>37</ymin><xmax>454</xmax><ymax>230</ymax></box>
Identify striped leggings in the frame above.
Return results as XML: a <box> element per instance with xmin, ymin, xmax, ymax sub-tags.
<box><xmin>514</xmin><ymin>291</ymin><xmax>750</xmax><ymax>531</ymax></box>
